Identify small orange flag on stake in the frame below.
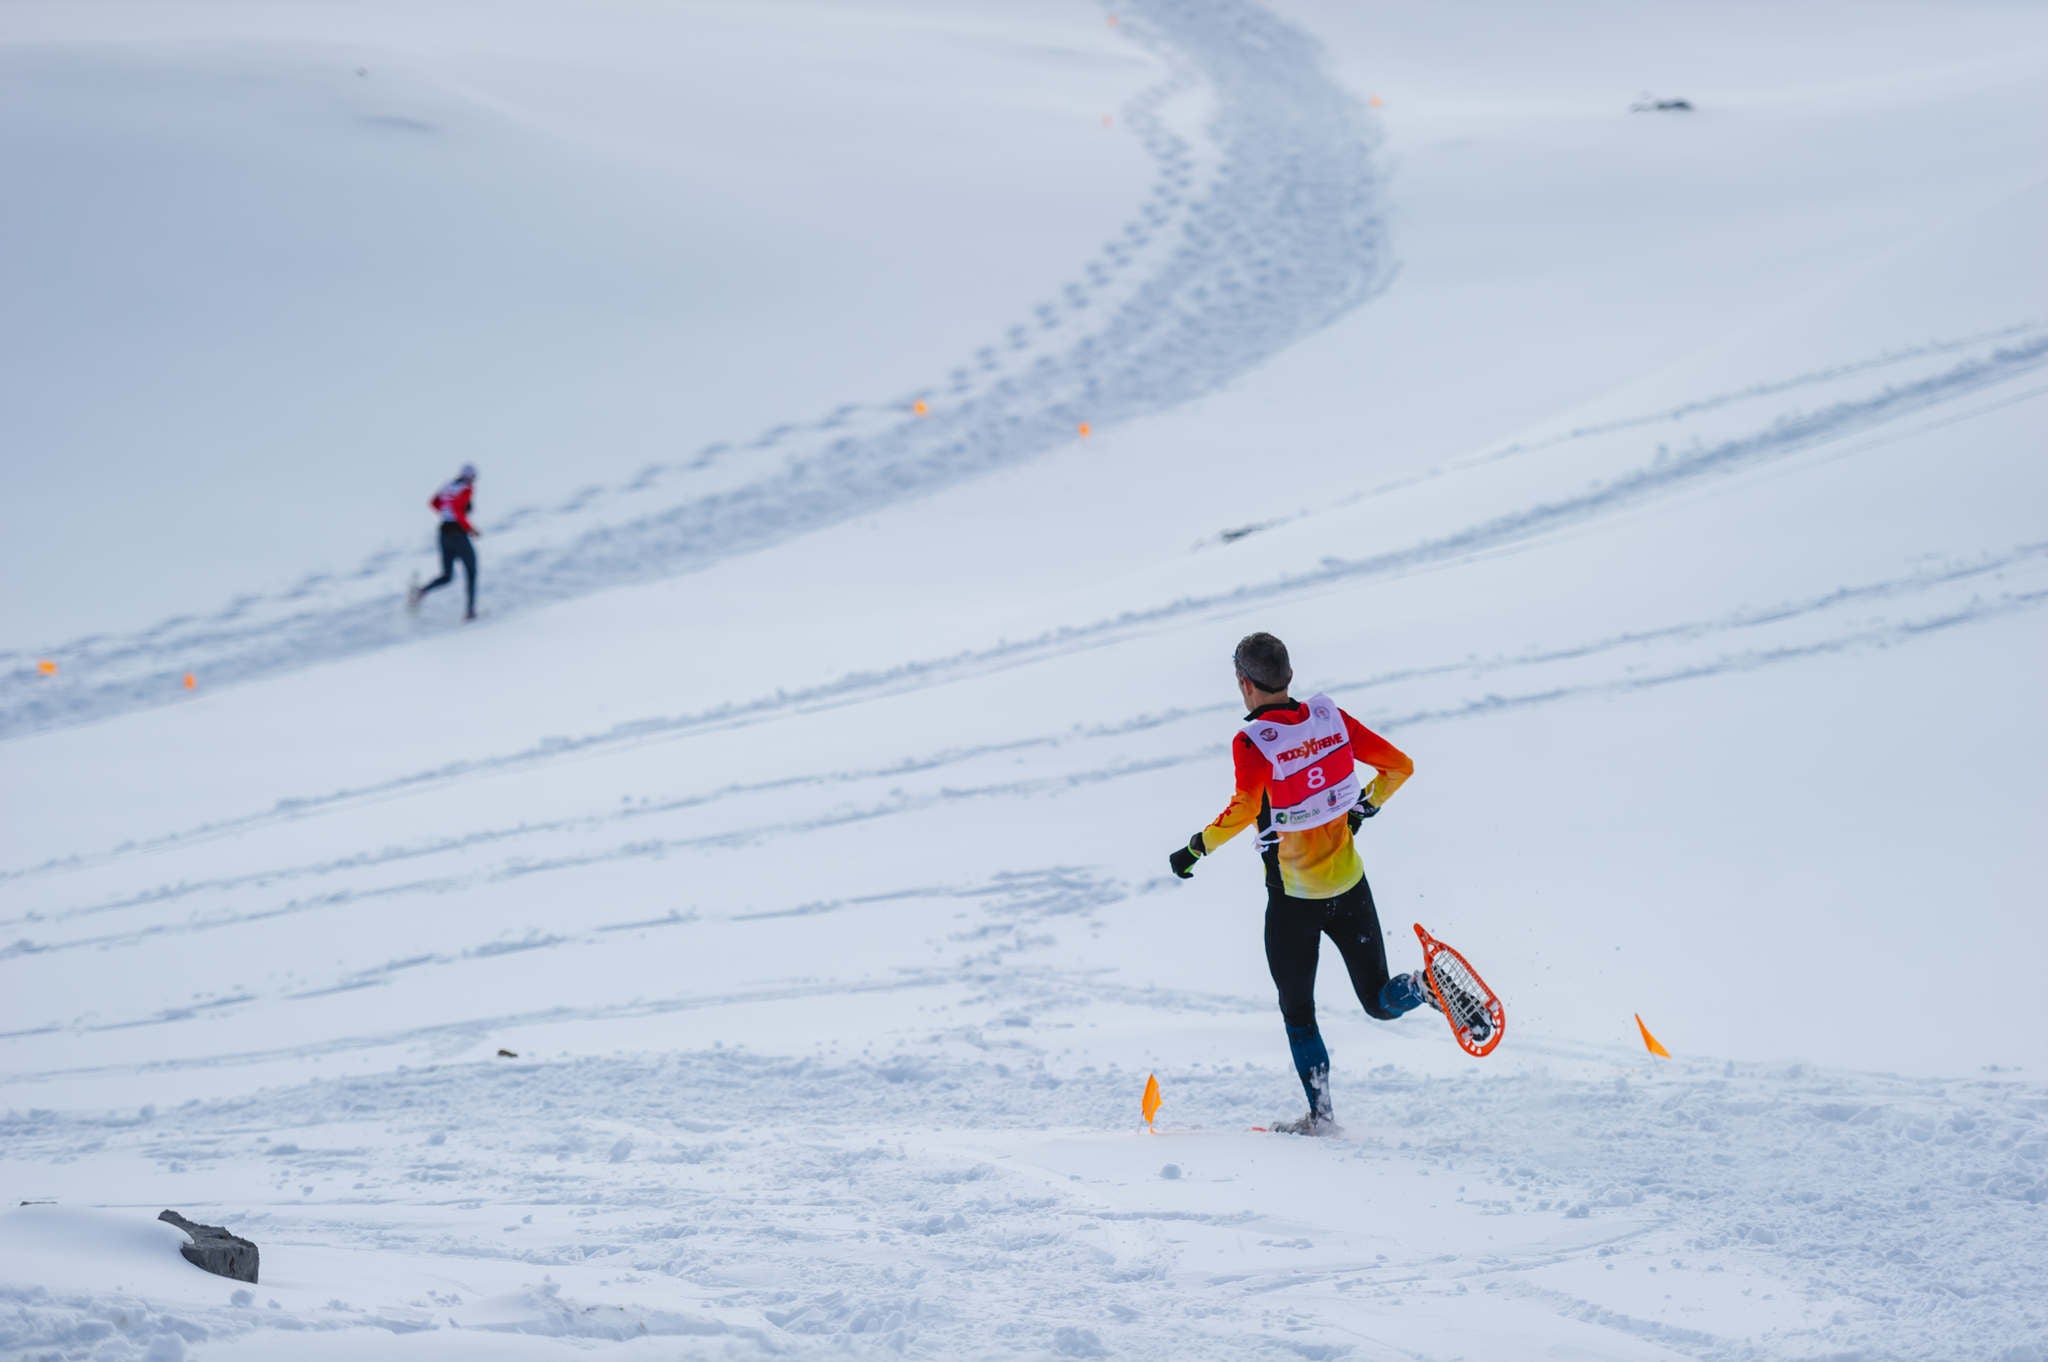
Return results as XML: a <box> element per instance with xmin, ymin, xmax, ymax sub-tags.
<box><xmin>1635</xmin><ymin>1013</ymin><xmax>1671</xmax><ymax>1058</ymax></box>
<box><xmin>183</xmin><ymin>672</ymin><xmax>197</xmax><ymax>690</ymax></box>
<box><xmin>1141</xmin><ymin>1073</ymin><xmax>1162</xmax><ymax>1130</ymax></box>
<box><xmin>913</xmin><ymin>399</ymin><xmax>929</xmax><ymax>417</ymax></box>
<box><xmin>37</xmin><ymin>659</ymin><xmax>58</xmax><ymax>676</ymax></box>
<box><xmin>1077</xmin><ymin>422</ymin><xmax>1092</xmax><ymax>438</ymax></box>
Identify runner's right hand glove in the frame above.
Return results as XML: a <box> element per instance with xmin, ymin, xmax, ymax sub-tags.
<box><xmin>1347</xmin><ymin>798</ymin><xmax>1381</xmax><ymax>832</ymax></box>
<box><xmin>1168</xmin><ymin>835</ymin><xmax>1205</xmax><ymax>879</ymax></box>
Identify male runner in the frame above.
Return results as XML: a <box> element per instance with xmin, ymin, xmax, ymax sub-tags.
<box><xmin>409</xmin><ymin>464</ymin><xmax>480</xmax><ymax>620</ymax></box>
<box><xmin>1168</xmin><ymin>632</ymin><xmax>1474</xmax><ymax>1134</ymax></box>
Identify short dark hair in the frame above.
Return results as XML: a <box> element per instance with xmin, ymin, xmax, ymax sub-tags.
<box><xmin>1233</xmin><ymin>632</ymin><xmax>1292</xmax><ymax>692</ymax></box>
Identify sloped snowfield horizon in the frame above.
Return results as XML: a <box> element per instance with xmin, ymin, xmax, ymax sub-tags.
<box><xmin>4</xmin><ymin>0</ymin><xmax>2047</xmax><ymax>1359</ymax></box>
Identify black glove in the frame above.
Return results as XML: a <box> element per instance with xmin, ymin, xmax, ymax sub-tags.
<box><xmin>1168</xmin><ymin>834</ymin><xmax>1205</xmax><ymax>879</ymax></box>
<box><xmin>1347</xmin><ymin>798</ymin><xmax>1381</xmax><ymax>833</ymax></box>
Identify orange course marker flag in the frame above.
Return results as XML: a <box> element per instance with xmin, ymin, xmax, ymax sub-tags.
<box><xmin>1077</xmin><ymin>422</ymin><xmax>1092</xmax><ymax>438</ymax></box>
<box><xmin>1635</xmin><ymin>1013</ymin><xmax>1671</xmax><ymax>1058</ymax></box>
<box><xmin>183</xmin><ymin>673</ymin><xmax>197</xmax><ymax>690</ymax></box>
<box><xmin>37</xmin><ymin>659</ymin><xmax>58</xmax><ymax>676</ymax></box>
<box><xmin>1141</xmin><ymin>1073</ymin><xmax>1162</xmax><ymax>1130</ymax></box>
<box><xmin>913</xmin><ymin>399</ymin><xmax>929</xmax><ymax>417</ymax></box>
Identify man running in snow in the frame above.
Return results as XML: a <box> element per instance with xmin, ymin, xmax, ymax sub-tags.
<box><xmin>1167</xmin><ymin>632</ymin><xmax>1459</xmax><ymax>1134</ymax></box>
<box><xmin>410</xmin><ymin>464</ymin><xmax>480</xmax><ymax>620</ymax></box>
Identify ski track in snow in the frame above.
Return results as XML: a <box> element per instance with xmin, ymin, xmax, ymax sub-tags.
<box><xmin>5</xmin><ymin>536</ymin><xmax>2045</xmax><ymax>1059</ymax></box>
<box><xmin>4</xmin><ymin>1050</ymin><xmax>2044</xmax><ymax>1360</ymax></box>
<box><xmin>8</xmin><ymin>462</ymin><xmax>2046</xmax><ymax>891</ymax></box>
<box><xmin>1451</xmin><ymin>321</ymin><xmax>2046</xmax><ymax>464</ymax></box>
<box><xmin>1203</xmin><ymin>319</ymin><xmax>2048</xmax><ymax>546</ymax></box>
<box><xmin>9</xmin><ymin>326</ymin><xmax>2043</xmax><ymax>894</ymax></box>
<box><xmin>0</xmin><ymin>0</ymin><xmax>1393</xmax><ymax>740</ymax></box>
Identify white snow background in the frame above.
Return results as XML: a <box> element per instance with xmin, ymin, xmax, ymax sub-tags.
<box><xmin>3</xmin><ymin>0</ymin><xmax>2046</xmax><ymax>1358</ymax></box>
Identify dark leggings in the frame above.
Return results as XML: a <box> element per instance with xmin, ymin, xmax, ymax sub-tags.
<box><xmin>1265</xmin><ymin>875</ymin><xmax>1420</xmax><ymax>1117</ymax></box>
<box><xmin>419</xmin><ymin>523</ymin><xmax>477</xmax><ymax>615</ymax></box>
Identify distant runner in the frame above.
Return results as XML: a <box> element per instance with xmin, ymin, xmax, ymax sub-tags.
<box><xmin>409</xmin><ymin>464</ymin><xmax>480</xmax><ymax>621</ymax></box>
<box><xmin>1167</xmin><ymin>632</ymin><xmax>1475</xmax><ymax>1135</ymax></box>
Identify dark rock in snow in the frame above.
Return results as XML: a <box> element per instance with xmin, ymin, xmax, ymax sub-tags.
<box><xmin>159</xmin><ymin>1209</ymin><xmax>259</xmax><ymax>1283</ymax></box>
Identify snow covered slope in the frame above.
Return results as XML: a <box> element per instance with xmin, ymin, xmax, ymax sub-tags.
<box><xmin>4</xmin><ymin>0</ymin><xmax>2047</xmax><ymax>1358</ymax></box>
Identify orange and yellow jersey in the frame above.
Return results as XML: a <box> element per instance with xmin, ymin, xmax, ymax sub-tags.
<box><xmin>1196</xmin><ymin>699</ymin><xmax>1413</xmax><ymax>900</ymax></box>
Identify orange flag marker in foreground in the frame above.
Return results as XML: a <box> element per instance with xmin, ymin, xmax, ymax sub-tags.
<box><xmin>183</xmin><ymin>672</ymin><xmax>197</xmax><ymax>690</ymax></box>
<box><xmin>913</xmin><ymin>399</ymin><xmax>929</xmax><ymax>417</ymax></box>
<box><xmin>1077</xmin><ymin>422</ymin><xmax>1092</xmax><ymax>438</ymax></box>
<box><xmin>37</xmin><ymin>659</ymin><xmax>58</xmax><ymax>676</ymax></box>
<box><xmin>1635</xmin><ymin>1013</ymin><xmax>1671</xmax><ymax>1058</ymax></box>
<box><xmin>1141</xmin><ymin>1073</ymin><xmax>1162</xmax><ymax>1130</ymax></box>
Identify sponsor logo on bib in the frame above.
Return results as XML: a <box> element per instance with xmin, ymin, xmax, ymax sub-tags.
<box><xmin>1275</xmin><ymin>731</ymin><xmax>1346</xmax><ymax>765</ymax></box>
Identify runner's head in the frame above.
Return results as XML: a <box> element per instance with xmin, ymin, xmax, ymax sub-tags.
<box><xmin>456</xmin><ymin>463</ymin><xmax>477</xmax><ymax>484</ymax></box>
<box><xmin>1233</xmin><ymin>632</ymin><xmax>1292</xmax><ymax>705</ymax></box>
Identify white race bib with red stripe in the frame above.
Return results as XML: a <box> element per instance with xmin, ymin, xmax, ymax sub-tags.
<box><xmin>1242</xmin><ymin>694</ymin><xmax>1360</xmax><ymax>832</ymax></box>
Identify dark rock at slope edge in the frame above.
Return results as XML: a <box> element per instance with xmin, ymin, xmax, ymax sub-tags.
<box><xmin>159</xmin><ymin>1210</ymin><xmax>259</xmax><ymax>1283</ymax></box>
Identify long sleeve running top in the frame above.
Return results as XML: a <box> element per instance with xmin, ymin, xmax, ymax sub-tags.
<box><xmin>1197</xmin><ymin>699</ymin><xmax>1412</xmax><ymax>899</ymax></box>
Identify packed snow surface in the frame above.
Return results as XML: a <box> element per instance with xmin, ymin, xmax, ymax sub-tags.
<box><xmin>4</xmin><ymin>0</ymin><xmax>2047</xmax><ymax>1358</ymax></box>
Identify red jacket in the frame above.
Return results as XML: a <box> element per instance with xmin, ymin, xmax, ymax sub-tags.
<box><xmin>431</xmin><ymin>481</ymin><xmax>475</xmax><ymax>534</ymax></box>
